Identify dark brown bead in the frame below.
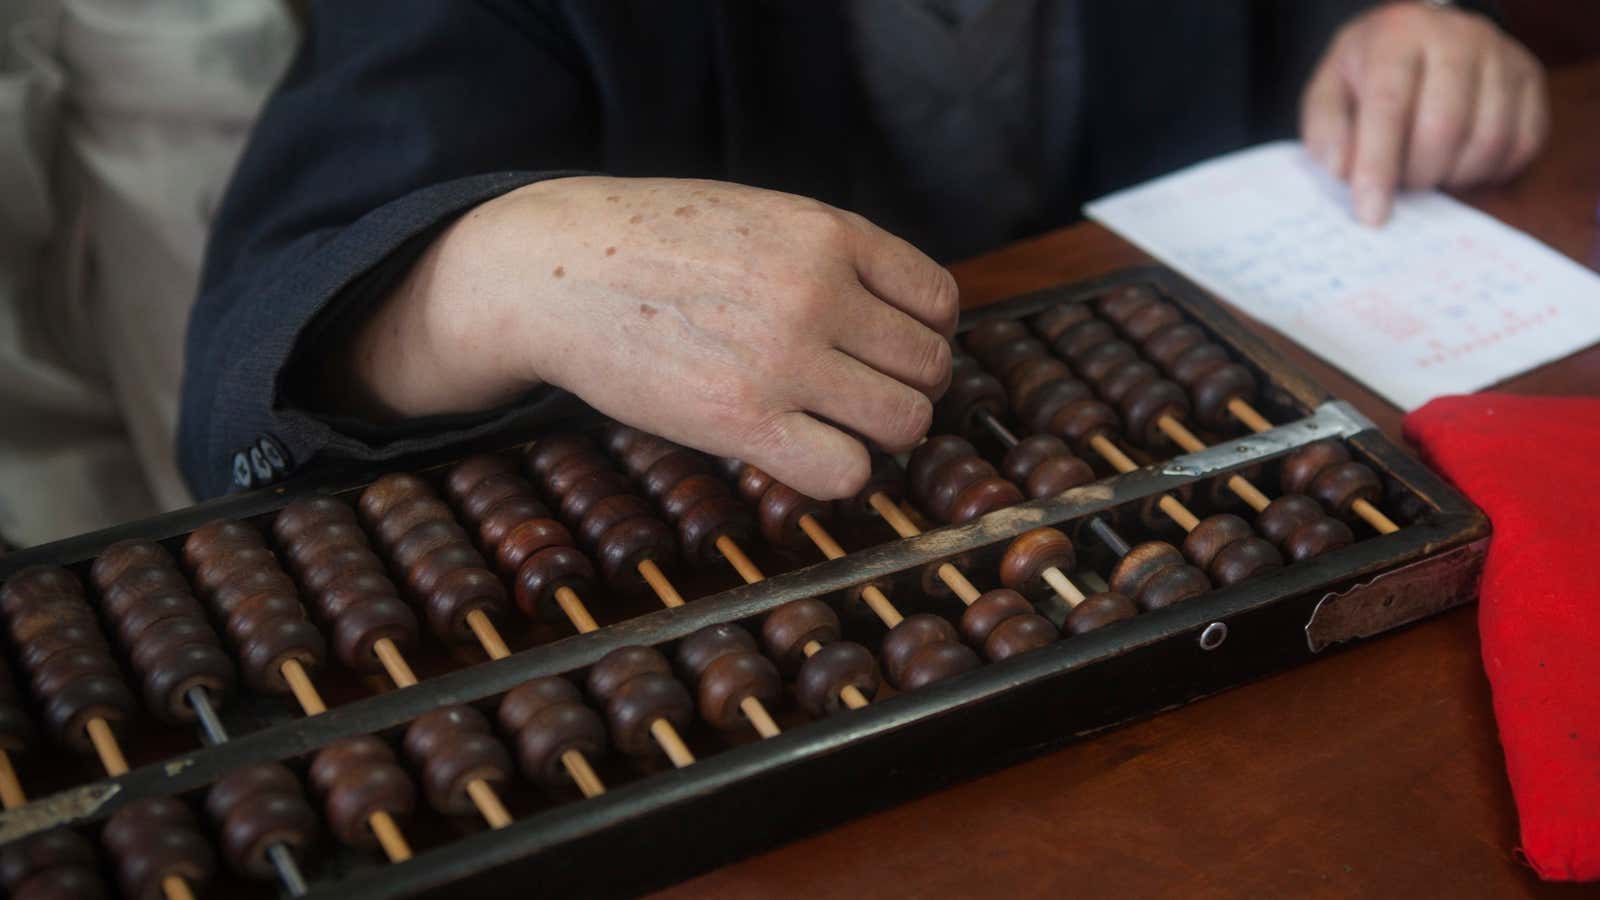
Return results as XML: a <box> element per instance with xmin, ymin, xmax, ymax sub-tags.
<box><xmin>999</xmin><ymin>528</ymin><xmax>1076</xmax><ymax>596</ymax></box>
<box><xmin>935</xmin><ymin>356</ymin><xmax>1007</xmax><ymax>437</ymax></box>
<box><xmin>181</xmin><ymin>520</ymin><xmax>263</xmax><ymax>567</ymax></box>
<box><xmin>511</xmin><ymin>701</ymin><xmax>608</xmax><ymax>789</ymax></box>
<box><xmin>136</xmin><ymin>633</ymin><xmax>234</xmax><ymax>723</ymax></box>
<box><xmin>358</xmin><ymin>474</ymin><xmax>432</xmax><ymax>523</ymax></box>
<box><xmin>1311</xmin><ymin>461</ymin><xmax>1384</xmax><ymax>517</ymax></box>
<box><xmin>761</xmin><ymin>599</ymin><xmax>842</xmax><ymax>673</ymax></box>
<box><xmin>897</xmin><ymin>641</ymin><xmax>981</xmax><ymax>690</ymax></box>
<box><xmin>389</xmin><ymin>519</ymin><xmax>467</xmax><ymax>572</ymax></box>
<box><xmin>1190</xmin><ymin>362</ymin><xmax>1257</xmax><ymax>430</ymax></box>
<box><xmin>595</xmin><ymin>516</ymin><xmax>677</xmax><ymax>589</ymax></box>
<box><xmin>405</xmin><ymin>542</ymin><xmax>488</xmax><ymax>598</ymax></box>
<box><xmin>1073</xmin><ymin>340</ymin><xmax>1140</xmax><ymax>384</ymax></box>
<box><xmin>1097</xmin><ymin>359</ymin><xmax>1160</xmax><ymax>406</ymax></box>
<box><xmin>984</xmin><ymin>613</ymin><xmax>1058</xmax><ymax>660</ymax></box>
<box><xmin>1279</xmin><ymin>440</ymin><xmax>1350</xmax><ymax>495</ymax></box>
<box><xmin>235</xmin><ymin>616</ymin><xmax>325</xmax><ymax>695</ymax></box>
<box><xmin>1096</xmin><ymin>283</ymin><xmax>1160</xmax><ymax>321</ymax></box>
<box><xmin>660</xmin><ymin>473</ymin><xmax>728</xmax><ymax>523</ymax></box>
<box><xmin>696</xmin><ymin>652</ymin><xmax>783</xmax><ymax>730</ymax></box>
<box><xmin>1045</xmin><ymin>398</ymin><xmax>1121</xmax><ymax>455</ymax></box>
<box><xmin>586</xmin><ymin>645</ymin><xmax>670</xmax><ymax>703</ymax></box>
<box><xmin>1208</xmin><ymin>536</ymin><xmax>1283</xmax><ymax>586</ymax></box>
<box><xmin>99</xmin><ymin>566</ymin><xmax>190</xmax><ymax>619</ymax></box>
<box><xmin>641</xmin><ymin>450</ymin><xmax>713</xmax><ymax>500</ymax></box>
<box><xmin>1182</xmin><ymin>514</ymin><xmax>1255</xmax><ymax>571</ymax></box>
<box><xmin>498</xmin><ymin>677</ymin><xmax>582</xmax><ymax>734</ymax></box>
<box><xmin>578</xmin><ymin>493</ymin><xmax>654</xmax><ymax>547</ymax></box>
<box><xmin>1135</xmin><ymin>563</ymin><xmax>1210</xmax><ymax>611</ymax></box>
<box><xmin>1018</xmin><ymin>378</ymin><xmax>1093</xmax><ymax>435</ymax></box>
<box><xmin>445</xmin><ymin>454</ymin><xmax>519</xmax><ymax>505</ymax></box>
<box><xmin>311</xmin><ymin>736</ymin><xmax>415</xmax><ymax>849</ymax></box>
<box><xmin>541</xmin><ymin>453</ymin><xmax>611</xmax><ymax>501</ymax></box>
<box><xmin>513</xmin><ymin>546</ymin><xmax>597</xmax><ymax>622</ymax></box>
<box><xmin>1051</xmin><ymin>318</ymin><xmax>1117</xmax><ymax>360</ymax></box>
<box><xmin>923</xmin><ymin>455</ymin><xmax>995</xmax><ymax>522</ymax></box>
<box><xmin>1169</xmin><ymin>342</ymin><xmax>1232</xmax><ymax>387</ymax></box>
<box><xmin>982</xmin><ymin>337</ymin><xmax>1049</xmax><ymax>380</ymax></box>
<box><xmin>459</xmin><ymin>473</ymin><xmax>541</xmax><ymax>525</ymax></box>
<box><xmin>619</xmin><ymin>434</ymin><xmax>678</xmax><ymax>478</ymax></box>
<box><xmin>906</xmin><ymin>436</ymin><xmax>978</xmax><ymax>503</ymax></box>
<box><xmin>1030</xmin><ymin>302</ymin><xmax>1095</xmax><ymax>342</ymax></box>
<box><xmin>282</xmin><ymin>519</ymin><xmax>372</xmax><ymax>571</ymax></box>
<box><xmin>795</xmin><ymin>641</ymin><xmax>879</xmax><ymax>717</ymax></box>
<box><xmin>371</xmin><ymin>496</ymin><xmax>455</xmax><ymax>548</ymax></box>
<box><xmin>1</xmin><ymin>830</ymin><xmax>106</xmax><ymax>900</ymax></box>
<box><xmin>880</xmin><ymin>613</ymin><xmax>960</xmax><ymax>687</ymax></box>
<box><xmin>947</xmin><ymin>477</ymin><xmax>1024</xmax><ymax>524</ymax></box>
<box><xmin>478</xmin><ymin>496</ymin><xmax>551</xmax><ymax>552</ymax></box>
<box><xmin>734</xmin><ymin>464</ymin><xmax>775</xmax><ymax>505</ymax></box>
<box><xmin>1121</xmin><ymin>379</ymin><xmax>1191</xmax><ymax>448</ymax></box>
<box><xmin>526</xmin><ymin>433</ymin><xmax>597</xmax><ymax>477</ymax></box>
<box><xmin>1135</xmin><ymin>484</ymin><xmax>1198</xmax><ymax>534</ymax></box>
<box><xmin>1256</xmin><ymin>494</ymin><xmax>1323</xmax><ymax>546</ymax></box>
<box><xmin>1064</xmin><ymin>591</ymin><xmax>1138</xmax><ymax>635</ymax></box>
<box><xmin>192</xmin><ymin>546</ymin><xmax>282</xmax><ymax>596</ymax></box>
<box><xmin>207</xmin><ymin>568</ymin><xmax>297</xmax><ymax>616</ymax></box>
<box><xmin>295</xmin><ymin>544</ymin><xmax>386</xmax><ymax>597</ymax></box>
<box><xmin>758</xmin><ymin>483</ymin><xmax>831</xmax><ymax>548</ymax></box>
<box><xmin>1000</xmin><ymin>434</ymin><xmax>1072</xmax><ymax>486</ymax></box>
<box><xmin>496</xmin><ymin>516</ymin><xmax>577</xmax><ymax>576</ymax></box>
<box><xmin>1120</xmin><ymin>299</ymin><xmax>1185</xmax><ymax>342</ymax></box>
<box><xmin>1109</xmin><ymin>540</ymin><xmax>1186</xmax><ymax>598</ymax></box>
<box><xmin>330</xmin><ymin>594</ymin><xmax>419</xmax><ymax>671</ymax></box>
<box><xmin>1283</xmin><ymin>516</ymin><xmax>1355</xmax><ymax>562</ymax></box>
<box><xmin>103</xmin><ymin>798</ymin><xmax>214</xmax><ymax>900</ymax></box>
<box><xmin>1142</xmin><ymin>322</ymin><xmax>1209</xmax><ymax>370</ymax></box>
<box><xmin>958</xmin><ymin>588</ymin><xmax>1033</xmax><ymax>647</ymax></box>
<box><xmin>1006</xmin><ymin>355</ymin><xmax>1078</xmax><ymax>410</ymax></box>
<box><xmin>1026</xmin><ymin>455</ymin><xmax>1098</xmax><ymax>499</ymax></box>
<box><xmin>675</xmin><ymin>623</ymin><xmax>757</xmax><ymax>682</ymax></box>
<box><xmin>205</xmin><ymin>763</ymin><xmax>315</xmax><ymax>878</ymax></box>
<box><xmin>403</xmin><ymin>705</ymin><xmax>511</xmax><ymax>815</ymax></box>
<box><xmin>843</xmin><ymin>454</ymin><xmax>905</xmax><ymax>519</ymax></box>
<box><xmin>961</xmin><ymin>317</ymin><xmax>1029</xmax><ymax>360</ymax></box>
<box><xmin>41</xmin><ymin>671</ymin><xmax>134</xmax><ymax>753</ymax></box>
<box><xmin>603</xmin><ymin>671</ymin><xmax>694</xmax><ymax>757</ymax></box>
<box><xmin>557</xmin><ymin>470</ymin><xmax>634</xmax><ymax>525</ymax></box>
<box><xmin>90</xmin><ymin>540</ymin><xmax>170</xmax><ymax>590</ymax></box>
<box><xmin>677</xmin><ymin>494</ymin><xmax>757</xmax><ymax>568</ymax></box>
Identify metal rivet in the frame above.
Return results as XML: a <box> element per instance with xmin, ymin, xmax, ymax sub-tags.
<box><xmin>1199</xmin><ymin>622</ymin><xmax>1228</xmax><ymax>651</ymax></box>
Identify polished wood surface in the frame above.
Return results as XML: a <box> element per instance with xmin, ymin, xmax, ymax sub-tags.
<box><xmin>656</xmin><ymin>59</ymin><xmax>1600</xmax><ymax>899</ymax></box>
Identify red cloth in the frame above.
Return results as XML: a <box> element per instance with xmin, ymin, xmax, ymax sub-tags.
<box><xmin>1404</xmin><ymin>394</ymin><xmax>1600</xmax><ymax>882</ymax></box>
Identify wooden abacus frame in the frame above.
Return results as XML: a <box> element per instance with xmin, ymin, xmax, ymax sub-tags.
<box><xmin>0</xmin><ymin>267</ymin><xmax>1490</xmax><ymax>899</ymax></box>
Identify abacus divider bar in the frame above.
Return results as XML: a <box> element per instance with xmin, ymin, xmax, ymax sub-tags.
<box><xmin>866</xmin><ymin>492</ymin><xmax>983</xmax><ymax>604</ymax></box>
<box><xmin>186</xmin><ymin>688</ymin><xmax>312</xmax><ymax>897</ymax></box>
<box><xmin>1086</xmin><ymin>435</ymin><xmax>1200</xmax><ymax>532</ymax></box>
<box><xmin>466</xmin><ymin>609</ymin><xmax>511</xmax><ymax>660</ymax></box>
<box><xmin>1087</xmin><ymin>517</ymin><xmax>1133</xmax><ymax>558</ymax></box>
<box><xmin>1226</xmin><ymin>398</ymin><xmax>1399</xmax><ymax>534</ymax></box>
<box><xmin>794</xmin><ymin>514</ymin><xmax>903</xmax><ymax>628</ymax></box>
<box><xmin>1155</xmin><ymin>416</ymin><xmax>1271</xmax><ymax>512</ymax></box>
<box><xmin>0</xmin><ymin>749</ymin><xmax>24</xmax><ymax>809</ymax></box>
<box><xmin>975</xmin><ymin>409</ymin><xmax>1019</xmax><ymax>448</ymax></box>
<box><xmin>560</xmin><ymin>749</ymin><xmax>607</xmax><ymax>798</ymax></box>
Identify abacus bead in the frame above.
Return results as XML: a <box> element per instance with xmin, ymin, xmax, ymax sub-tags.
<box><xmin>513</xmin><ymin>546</ymin><xmax>596</xmax><ymax>621</ymax></box>
<box><xmin>372</xmin><ymin>496</ymin><xmax>455</xmax><ymax>548</ymax></box>
<box><xmin>604</xmin><ymin>671</ymin><xmax>694</xmax><ymax>757</ymax></box>
<box><xmin>206</xmin><ymin>763</ymin><xmax>315</xmax><ymax>878</ymax></box>
<box><xmin>1311</xmin><ymin>461</ymin><xmax>1383</xmax><ymax>516</ymax></box>
<box><xmin>578</xmin><ymin>493</ymin><xmax>654</xmax><ymax>547</ymax></box>
<box><xmin>512</xmin><ymin>702</ymin><xmax>608</xmax><ymax>788</ymax></box>
<box><xmin>998</xmin><ymin>528</ymin><xmax>1076</xmax><ymax>596</ymax></box>
<box><xmin>758</xmin><ymin>484</ymin><xmax>831</xmax><ymax>548</ymax></box>
<box><xmin>842</xmin><ymin>454</ymin><xmax>905</xmax><ymax>519</ymax></box>
<box><xmin>984</xmin><ymin>613</ymin><xmax>1058</xmax><ymax>660</ymax></box>
<box><xmin>1256</xmin><ymin>495</ymin><xmax>1323</xmax><ymax>545</ymax></box>
<box><xmin>312</xmin><ymin>737</ymin><xmax>415</xmax><ymax>849</ymax></box>
<box><xmin>496</xmin><ymin>516</ymin><xmax>577</xmax><ymax>576</ymax></box>
<box><xmin>984</xmin><ymin>337</ymin><xmax>1049</xmax><ymax>379</ymax></box>
<box><xmin>1</xmin><ymin>830</ymin><xmax>105</xmax><ymax>900</ymax></box>
<box><xmin>934</xmin><ymin>357</ymin><xmax>1007</xmax><ymax>437</ymax></box>
<box><xmin>696</xmin><ymin>652</ymin><xmax>783</xmax><ymax>730</ymax></box>
<box><xmin>586</xmin><ymin>645</ymin><xmax>671</xmax><ymax>701</ymax></box>
<box><xmin>1283</xmin><ymin>516</ymin><xmax>1355</xmax><ymax>562</ymax></box>
<box><xmin>208</xmin><ymin>568</ymin><xmax>296</xmax><ymax>615</ymax></box>
<box><xmin>795</xmin><ymin>641</ymin><xmax>879</xmax><ymax>717</ymax></box>
<box><xmin>1064</xmin><ymin>591</ymin><xmax>1138</xmax><ymax>635</ymax></box>
<box><xmin>923</xmin><ymin>456</ymin><xmax>994</xmax><ymax>522</ymax></box>
<box><xmin>557</xmin><ymin>470</ymin><xmax>634</xmax><ymax>525</ymax></box>
<box><xmin>1190</xmin><ymin>362</ymin><xmax>1258</xmax><ymax>430</ymax></box>
<box><xmin>103</xmin><ymin>799</ymin><xmax>214</xmax><ymax>900</ymax></box>
<box><xmin>445</xmin><ymin>455</ymin><xmax>519</xmax><ymax>504</ymax></box>
<box><xmin>1098</xmin><ymin>360</ymin><xmax>1161</xmax><ymax>408</ymax></box>
<box><xmin>947</xmin><ymin>477</ymin><xmax>1024</xmax><ymax>524</ymax></box>
<box><xmin>526</xmin><ymin>433</ymin><xmax>596</xmax><ymax>478</ymax></box>
<box><xmin>661</xmin><ymin>474</ymin><xmax>728</xmax><ymax>523</ymax></box>
<box><xmin>675</xmin><ymin>623</ymin><xmax>757</xmax><ymax>682</ymax></box>
<box><xmin>1207</xmin><ymin>536</ymin><xmax>1282</xmax><ymax>586</ymax></box>
<box><xmin>1182</xmin><ymin>514</ymin><xmax>1255</xmax><ymax>571</ymax></box>
<box><xmin>961</xmin><ymin>317</ymin><xmax>1028</xmax><ymax>359</ymax></box>
<box><xmin>897</xmin><ymin>641</ymin><xmax>981</xmax><ymax>690</ymax></box>
<box><xmin>404</xmin><ymin>707</ymin><xmax>511</xmax><ymax>815</ymax></box>
<box><xmin>596</xmin><ymin>516</ymin><xmax>677</xmax><ymax>588</ymax></box>
<box><xmin>459</xmin><ymin>473</ymin><xmax>536</xmax><ymax>523</ymax></box>
<box><xmin>1109</xmin><ymin>541</ymin><xmax>1186</xmax><ymax>598</ymax></box>
<box><xmin>761</xmin><ymin>599</ymin><xmax>842</xmax><ymax>673</ymax></box>
<box><xmin>907</xmin><ymin>436</ymin><xmax>977</xmax><ymax>506</ymax></box>
<box><xmin>1031</xmin><ymin>302</ymin><xmax>1094</xmax><ymax>342</ymax></box>
<box><xmin>1142</xmin><ymin>322</ymin><xmax>1208</xmax><ymax>369</ymax></box>
<box><xmin>641</xmin><ymin>450</ymin><xmax>713</xmax><ymax>500</ymax></box>
<box><xmin>1121</xmin><ymin>379</ymin><xmax>1191</xmax><ymax>447</ymax></box>
<box><xmin>880</xmin><ymin>613</ymin><xmax>959</xmax><ymax>687</ymax></box>
<box><xmin>108</xmin><ymin>565</ymin><xmax>193</xmax><ymax>608</ymax></box>
<box><xmin>498</xmin><ymin>677</ymin><xmax>585</xmax><ymax>734</ymax></box>
<box><xmin>390</xmin><ymin>519</ymin><xmax>465</xmax><ymax>571</ymax></box>
<box><xmin>139</xmin><ymin>638</ymin><xmax>234</xmax><ymax>723</ymax></box>
<box><xmin>90</xmin><ymin>540</ymin><xmax>168</xmax><ymax>589</ymax></box>
<box><xmin>1000</xmin><ymin>434</ymin><xmax>1072</xmax><ymax>486</ymax></box>
<box><xmin>479</xmin><ymin>496</ymin><xmax>552</xmax><ymax>552</ymax></box>
<box><xmin>958</xmin><ymin>588</ymin><xmax>1032</xmax><ymax>646</ymax></box>
<box><xmin>1169</xmin><ymin>342</ymin><xmax>1232</xmax><ymax>386</ymax></box>
<box><xmin>182</xmin><ymin>520</ymin><xmax>262</xmax><ymax>566</ymax></box>
<box><xmin>677</xmin><ymin>494</ymin><xmax>757</xmax><ymax>567</ymax></box>
<box><xmin>41</xmin><ymin>669</ymin><xmax>134</xmax><ymax>752</ymax></box>
<box><xmin>331</xmin><ymin>595</ymin><xmax>418</xmax><ymax>671</ymax></box>
<box><xmin>358</xmin><ymin>474</ymin><xmax>431</xmax><ymax>522</ymax></box>
<box><xmin>1052</xmin><ymin>318</ymin><xmax>1116</xmax><ymax>359</ymax></box>
<box><xmin>1026</xmin><ymin>455</ymin><xmax>1097</xmax><ymax>498</ymax></box>
<box><xmin>1135</xmin><ymin>564</ymin><xmax>1210</xmax><ymax>611</ymax></box>
<box><xmin>1074</xmin><ymin>341</ymin><xmax>1140</xmax><ymax>384</ymax></box>
<box><xmin>426</xmin><ymin>565</ymin><xmax>509</xmax><ymax>642</ymax></box>
<box><xmin>236</xmin><ymin>617</ymin><xmax>325</xmax><ymax>694</ymax></box>
<box><xmin>1046</xmin><ymin>398</ymin><xmax>1121</xmax><ymax>454</ymax></box>
<box><xmin>620</xmin><ymin>435</ymin><xmax>677</xmax><ymax>477</ymax></box>
<box><xmin>1120</xmin><ymin>299</ymin><xmax>1185</xmax><ymax>342</ymax></box>
<box><xmin>1097</xmin><ymin>283</ymin><xmax>1160</xmax><ymax>320</ymax></box>
<box><xmin>734</xmin><ymin>465</ymin><xmax>775</xmax><ymax>505</ymax></box>
<box><xmin>1006</xmin><ymin>356</ymin><xmax>1076</xmax><ymax>410</ymax></box>
<box><xmin>1018</xmin><ymin>378</ymin><xmax>1092</xmax><ymax>435</ymax></box>
<box><xmin>1279</xmin><ymin>441</ymin><xmax>1351</xmax><ymax>494</ymax></box>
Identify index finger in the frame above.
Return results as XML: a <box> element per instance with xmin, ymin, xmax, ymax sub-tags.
<box><xmin>842</xmin><ymin>211</ymin><xmax>961</xmax><ymax>338</ymax></box>
<box><xmin>1350</xmin><ymin>47</ymin><xmax>1423</xmax><ymax>226</ymax></box>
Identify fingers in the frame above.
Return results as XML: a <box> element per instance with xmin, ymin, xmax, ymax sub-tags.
<box><xmin>833</xmin><ymin>284</ymin><xmax>952</xmax><ymax>400</ymax></box>
<box><xmin>738</xmin><ymin>409</ymin><xmax>871</xmax><ymax>501</ymax></box>
<box><xmin>1444</xmin><ymin>55</ymin><xmax>1518</xmax><ymax>188</ymax></box>
<box><xmin>841</xmin><ymin>212</ymin><xmax>961</xmax><ymax>338</ymax></box>
<box><xmin>1349</xmin><ymin>45</ymin><xmax>1423</xmax><ymax>226</ymax></box>
<box><xmin>1300</xmin><ymin>55</ymin><xmax>1355</xmax><ymax>177</ymax></box>
<box><xmin>1403</xmin><ymin>48</ymin><xmax>1478</xmax><ymax>189</ymax></box>
<box><xmin>1503</xmin><ymin>71</ymin><xmax>1550</xmax><ymax>179</ymax></box>
<box><xmin>798</xmin><ymin>349</ymin><xmax>933</xmax><ymax>456</ymax></box>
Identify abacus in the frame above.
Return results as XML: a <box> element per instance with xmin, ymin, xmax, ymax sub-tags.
<box><xmin>0</xmin><ymin>268</ymin><xmax>1488</xmax><ymax>899</ymax></box>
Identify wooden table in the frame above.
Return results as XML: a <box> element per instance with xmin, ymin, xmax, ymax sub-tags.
<box><xmin>658</xmin><ymin>58</ymin><xmax>1600</xmax><ymax>900</ymax></box>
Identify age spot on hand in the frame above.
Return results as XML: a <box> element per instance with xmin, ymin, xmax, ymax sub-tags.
<box><xmin>552</xmin><ymin>266</ymin><xmax>565</xmax><ymax>278</ymax></box>
<box><xmin>629</xmin><ymin>214</ymin><xmax>643</xmax><ymax>224</ymax></box>
<box><xmin>735</xmin><ymin>226</ymin><xmax>749</xmax><ymax>236</ymax></box>
<box><xmin>606</xmin><ymin>195</ymin><xmax>620</xmax><ymax>203</ymax></box>
<box><xmin>640</xmin><ymin>303</ymin><xmax>657</xmax><ymax>318</ymax></box>
<box><xmin>674</xmin><ymin>205</ymin><xmax>698</xmax><ymax>218</ymax></box>
<box><xmin>605</xmin><ymin>246</ymin><xmax>616</xmax><ymax>256</ymax></box>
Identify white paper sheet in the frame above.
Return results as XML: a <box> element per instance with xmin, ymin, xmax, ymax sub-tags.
<box><xmin>1084</xmin><ymin>141</ymin><xmax>1600</xmax><ymax>410</ymax></box>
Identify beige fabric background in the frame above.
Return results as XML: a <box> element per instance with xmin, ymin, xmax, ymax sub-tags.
<box><xmin>0</xmin><ymin>0</ymin><xmax>295</xmax><ymax>547</ymax></box>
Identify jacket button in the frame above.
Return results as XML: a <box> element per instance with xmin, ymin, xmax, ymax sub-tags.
<box><xmin>231</xmin><ymin>451</ymin><xmax>255</xmax><ymax>490</ymax></box>
<box><xmin>257</xmin><ymin>435</ymin><xmax>291</xmax><ymax>474</ymax></box>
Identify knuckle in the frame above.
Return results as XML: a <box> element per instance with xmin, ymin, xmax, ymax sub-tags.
<box><xmin>927</xmin><ymin>266</ymin><xmax>960</xmax><ymax>333</ymax></box>
<box><xmin>880</xmin><ymin>391</ymin><xmax>933</xmax><ymax>450</ymax></box>
<box><xmin>911</xmin><ymin>335</ymin><xmax>952</xmax><ymax>394</ymax></box>
<box><xmin>820</xmin><ymin>444</ymin><xmax>871</xmax><ymax>500</ymax></box>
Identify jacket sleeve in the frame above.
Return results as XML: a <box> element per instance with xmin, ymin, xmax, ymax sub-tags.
<box><xmin>180</xmin><ymin>0</ymin><xmax>598</xmax><ymax>499</ymax></box>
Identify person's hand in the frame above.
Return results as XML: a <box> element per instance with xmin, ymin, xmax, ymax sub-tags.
<box><xmin>331</xmin><ymin>176</ymin><xmax>957</xmax><ymax>499</ymax></box>
<box><xmin>1300</xmin><ymin>2</ymin><xmax>1548</xmax><ymax>226</ymax></box>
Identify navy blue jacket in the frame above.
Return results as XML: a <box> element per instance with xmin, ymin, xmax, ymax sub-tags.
<box><xmin>182</xmin><ymin>0</ymin><xmax>1425</xmax><ymax>499</ymax></box>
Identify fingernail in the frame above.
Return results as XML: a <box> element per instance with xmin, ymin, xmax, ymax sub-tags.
<box><xmin>1354</xmin><ymin>186</ymin><xmax>1389</xmax><ymax>227</ymax></box>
